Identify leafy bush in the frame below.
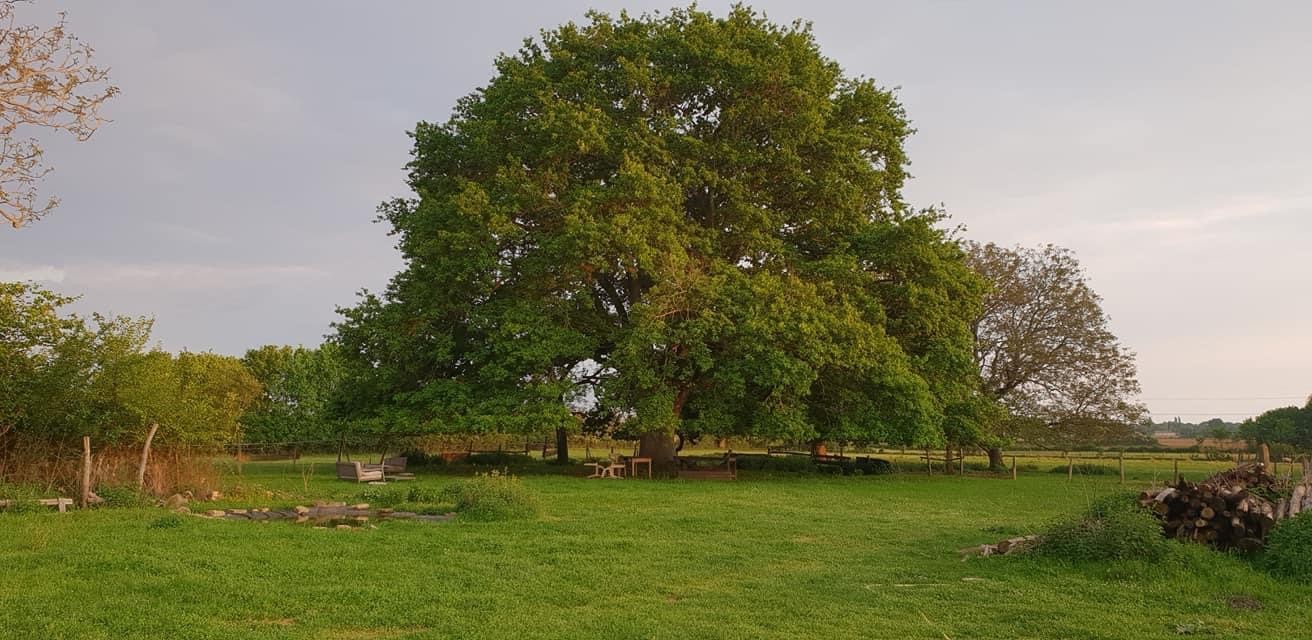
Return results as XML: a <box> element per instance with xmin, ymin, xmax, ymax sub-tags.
<box><xmin>95</xmin><ymin>486</ymin><xmax>151</xmax><ymax>508</ymax></box>
<box><xmin>1262</xmin><ymin>513</ymin><xmax>1312</xmax><ymax>582</ymax></box>
<box><xmin>148</xmin><ymin>514</ymin><xmax>186</xmax><ymax>529</ymax></box>
<box><xmin>397</xmin><ymin>449</ymin><xmax>445</xmax><ymax>466</ymax></box>
<box><xmin>440</xmin><ymin>471</ymin><xmax>539</xmax><ymax>521</ymax></box>
<box><xmin>355</xmin><ymin>486</ymin><xmax>408</xmax><ymax>507</ymax></box>
<box><xmin>0</xmin><ymin>484</ymin><xmax>49</xmax><ymax>514</ymax></box>
<box><xmin>1048</xmin><ymin>463</ymin><xmax>1116</xmax><ymax>476</ymax></box>
<box><xmin>464</xmin><ymin>452</ymin><xmax>533</xmax><ymax>466</ymax></box>
<box><xmin>1035</xmin><ymin>493</ymin><xmax>1170</xmax><ymax>562</ymax></box>
<box><xmin>735</xmin><ymin>455</ymin><xmax>816</xmax><ymax>473</ymax></box>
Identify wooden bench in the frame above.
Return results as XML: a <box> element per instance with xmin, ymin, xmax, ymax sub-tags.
<box><xmin>336</xmin><ymin>461</ymin><xmax>384</xmax><ymax>483</ymax></box>
<box><xmin>676</xmin><ymin>453</ymin><xmax>737</xmax><ymax>480</ymax></box>
<box><xmin>0</xmin><ymin>498</ymin><xmax>74</xmax><ymax>513</ymax></box>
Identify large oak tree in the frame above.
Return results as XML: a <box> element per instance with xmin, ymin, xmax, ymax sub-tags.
<box><xmin>333</xmin><ymin>7</ymin><xmax>983</xmax><ymax>467</ymax></box>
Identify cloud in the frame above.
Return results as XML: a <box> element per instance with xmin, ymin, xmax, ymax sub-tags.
<box><xmin>70</xmin><ymin>263</ymin><xmax>329</xmax><ymax>291</ymax></box>
<box><xmin>0</xmin><ymin>265</ymin><xmax>67</xmax><ymax>283</ymax></box>
<box><xmin>1094</xmin><ymin>193</ymin><xmax>1312</xmax><ymax>234</ymax></box>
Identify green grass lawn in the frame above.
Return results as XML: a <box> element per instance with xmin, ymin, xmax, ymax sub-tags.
<box><xmin>2</xmin><ymin>459</ymin><xmax>1310</xmax><ymax>639</ymax></box>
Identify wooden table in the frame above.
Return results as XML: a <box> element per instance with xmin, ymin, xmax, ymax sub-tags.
<box><xmin>628</xmin><ymin>457</ymin><xmax>653</xmax><ymax>479</ymax></box>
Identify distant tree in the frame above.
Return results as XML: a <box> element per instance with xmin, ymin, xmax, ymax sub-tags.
<box><xmin>0</xmin><ymin>1</ymin><xmax>118</xmax><ymax>229</ymax></box>
<box><xmin>0</xmin><ymin>282</ymin><xmax>258</xmax><ymax>452</ymax></box>
<box><xmin>240</xmin><ymin>344</ymin><xmax>345</xmax><ymax>445</ymax></box>
<box><xmin>1241</xmin><ymin>400</ymin><xmax>1312</xmax><ymax>453</ymax></box>
<box><xmin>966</xmin><ymin>243</ymin><xmax>1147</xmax><ymax>466</ymax></box>
<box><xmin>333</xmin><ymin>7</ymin><xmax>982</xmax><ymax>468</ymax></box>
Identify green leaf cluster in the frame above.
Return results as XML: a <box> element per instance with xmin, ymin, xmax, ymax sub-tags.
<box><xmin>332</xmin><ymin>7</ymin><xmax>987</xmax><ymax>447</ymax></box>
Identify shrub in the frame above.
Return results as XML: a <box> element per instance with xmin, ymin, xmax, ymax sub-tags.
<box><xmin>735</xmin><ymin>455</ymin><xmax>815</xmax><ymax>473</ymax></box>
<box><xmin>464</xmin><ymin>452</ymin><xmax>533</xmax><ymax>466</ymax></box>
<box><xmin>440</xmin><ymin>471</ymin><xmax>539</xmax><ymax>521</ymax></box>
<box><xmin>0</xmin><ymin>484</ymin><xmax>48</xmax><ymax>514</ymax></box>
<box><xmin>1035</xmin><ymin>493</ymin><xmax>1170</xmax><ymax>562</ymax></box>
<box><xmin>148</xmin><ymin>514</ymin><xmax>186</xmax><ymax>529</ymax></box>
<box><xmin>1262</xmin><ymin>512</ymin><xmax>1312</xmax><ymax>582</ymax></box>
<box><xmin>397</xmin><ymin>449</ymin><xmax>445</xmax><ymax>466</ymax></box>
<box><xmin>1048</xmin><ymin>463</ymin><xmax>1116</xmax><ymax>476</ymax></box>
<box><xmin>355</xmin><ymin>486</ymin><xmax>408</xmax><ymax>507</ymax></box>
<box><xmin>851</xmin><ymin>458</ymin><xmax>892</xmax><ymax>475</ymax></box>
<box><xmin>95</xmin><ymin>485</ymin><xmax>151</xmax><ymax>508</ymax></box>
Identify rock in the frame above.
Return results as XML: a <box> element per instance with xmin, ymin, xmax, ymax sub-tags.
<box><xmin>205</xmin><ymin>510</ymin><xmax>226</xmax><ymax>518</ymax></box>
<box><xmin>351</xmin><ymin>503</ymin><xmax>369</xmax><ymax>510</ymax></box>
<box><xmin>315</xmin><ymin>501</ymin><xmax>346</xmax><ymax>508</ymax></box>
<box><xmin>228</xmin><ymin>509</ymin><xmax>248</xmax><ymax>515</ymax></box>
<box><xmin>294</xmin><ymin>505</ymin><xmax>310</xmax><ymax>515</ymax></box>
<box><xmin>377</xmin><ymin>508</ymin><xmax>394</xmax><ymax>515</ymax></box>
<box><xmin>335</xmin><ymin>524</ymin><xmax>352</xmax><ymax>530</ymax></box>
<box><xmin>163</xmin><ymin>494</ymin><xmax>188</xmax><ymax>509</ymax></box>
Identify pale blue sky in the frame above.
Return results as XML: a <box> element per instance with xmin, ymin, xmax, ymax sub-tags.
<box><xmin>2</xmin><ymin>1</ymin><xmax>1309</xmax><ymax>420</ymax></box>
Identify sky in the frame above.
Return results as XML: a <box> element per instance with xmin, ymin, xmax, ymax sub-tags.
<box><xmin>1</xmin><ymin>1</ymin><xmax>1309</xmax><ymax>421</ymax></box>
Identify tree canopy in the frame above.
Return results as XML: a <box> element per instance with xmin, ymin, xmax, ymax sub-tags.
<box><xmin>966</xmin><ymin>242</ymin><xmax>1146</xmax><ymax>453</ymax></box>
<box><xmin>0</xmin><ymin>281</ymin><xmax>259</xmax><ymax>451</ymax></box>
<box><xmin>0</xmin><ymin>1</ymin><xmax>118</xmax><ymax>229</ymax></box>
<box><xmin>1241</xmin><ymin>398</ymin><xmax>1312</xmax><ymax>452</ymax></box>
<box><xmin>333</xmin><ymin>7</ymin><xmax>985</xmax><ymax>462</ymax></box>
<box><xmin>240</xmin><ymin>343</ymin><xmax>345</xmax><ymax>445</ymax></box>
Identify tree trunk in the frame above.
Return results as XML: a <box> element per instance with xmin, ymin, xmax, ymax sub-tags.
<box><xmin>637</xmin><ymin>430</ymin><xmax>677</xmax><ymax>471</ymax></box>
<box><xmin>137</xmin><ymin>423</ymin><xmax>159</xmax><ymax>491</ymax></box>
<box><xmin>555</xmin><ymin>427</ymin><xmax>569</xmax><ymax>464</ymax></box>
<box><xmin>987</xmin><ymin>446</ymin><xmax>1005</xmax><ymax>471</ymax></box>
<box><xmin>80</xmin><ymin>436</ymin><xmax>92</xmax><ymax>509</ymax></box>
<box><xmin>638</xmin><ymin>386</ymin><xmax>690</xmax><ymax>472</ymax></box>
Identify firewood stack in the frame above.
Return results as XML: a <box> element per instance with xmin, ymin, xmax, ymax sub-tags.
<box><xmin>1139</xmin><ymin>463</ymin><xmax>1312</xmax><ymax>553</ymax></box>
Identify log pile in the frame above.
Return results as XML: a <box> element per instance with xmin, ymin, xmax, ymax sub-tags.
<box><xmin>1139</xmin><ymin>463</ymin><xmax>1312</xmax><ymax>553</ymax></box>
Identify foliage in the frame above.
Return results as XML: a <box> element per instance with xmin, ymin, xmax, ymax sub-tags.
<box><xmin>734</xmin><ymin>455</ymin><xmax>817</xmax><ymax>473</ymax></box>
<box><xmin>1036</xmin><ymin>493</ymin><xmax>1170</xmax><ymax>562</ymax></box>
<box><xmin>1</xmin><ymin>282</ymin><xmax>261</xmax><ymax>480</ymax></box>
<box><xmin>439</xmin><ymin>471</ymin><xmax>539</xmax><ymax>521</ymax></box>
<box><xmin>1261</xmin><ymin>512</ymin><xmax>1312</xmax><ymax>582</ymax></box>
<box><xmin>147</xmin><ymin>514</ymin><xmax>186</xmax><ymax>530</ymax></box>
<box><xmin>966</xmin><ymin>243</ymin><xmax>1147</xmax><ymax>450</ymax></box>
<box><xmin>240</xmin><ymin>344</ymin><xmax>345</xmax><ymax>444</ymax></box>
<box><xmin>333</xmin><ymin>6</ymin><xmax>982</xmax><ymax>453</ymax></box>
<box><xmin>463</xmin><ymin>452</ymin><xmax>533</xmax><ymax>466</ymax></box>
<box><xmin>93</xmin><ymin>485</ymin><xmax>150</xmax><ymax>508</ymax></box>
<box><xmin>1240</xmin><ymin>399</ymin><xmax>1312</xmax><ymax>451</ymax></box>
<box><xmin>0</xmin><ymin>0</ymin><xmax>118</xmax><ymax>229</ymax></box>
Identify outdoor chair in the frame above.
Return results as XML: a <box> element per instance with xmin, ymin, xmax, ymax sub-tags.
<box><xmin>336</xmin><ymin>461</ymin><xmax>385</xmax><ymax>483</ymax></box>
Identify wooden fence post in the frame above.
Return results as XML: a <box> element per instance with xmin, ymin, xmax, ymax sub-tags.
<box><xmin>80</xmin><ymin>436</ymin><xmax>92</xmax><ymax>509</ymax></box>
<box><xmin>925</xmin><ymin>448</ymin><xmax>932</xmax><ymax>476</ymax></box>
<box><xmin>137</xmin><ymin>422</ymin><xmax>160</xmax><ymax>491</ymax></box>
<box><xmin>1011</xmin><ymin>456</ymin><xmax>1017</xmax><ymax>480</ymax></box>
<box><xmin>1067</xmin><ymin>456</ymin><xmax>1073</xmax><ymax>480</ymax></box>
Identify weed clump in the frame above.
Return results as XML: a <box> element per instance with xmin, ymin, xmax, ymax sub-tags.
<box><xmin>440</xmin><ymin>471</ymin><xmax>539</xmax><ymax>521</ymax></box>
<box><xmin>1036</xmin><ymin>493</ymin><xmax>1170</xmax><ymax>562</ymax></box>
<box><xmin>1261</xmin><ymin>512</ymin><xmax>1312</xmax><ymax>582</ymax></box>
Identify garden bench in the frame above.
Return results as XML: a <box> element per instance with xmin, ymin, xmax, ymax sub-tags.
<box><xmin>676</xmin><ymin>452</ymin><xmax>737</xmax><ymax>480</ymax></box>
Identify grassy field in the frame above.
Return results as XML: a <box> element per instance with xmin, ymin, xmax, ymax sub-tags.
<box><xmin>2</xmin><ymin>457</ymin><xmax>1310</xmax><ymax>639</ymax></box>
